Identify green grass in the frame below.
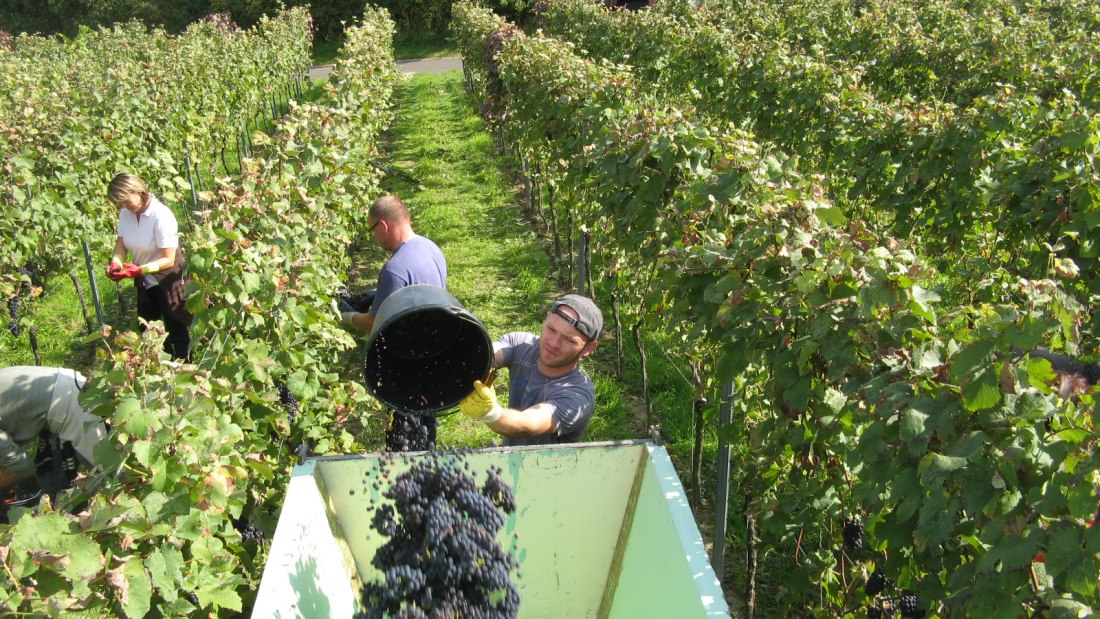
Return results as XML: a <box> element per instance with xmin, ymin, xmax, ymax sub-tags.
<box><xmin>1</xmin><ymin>261</ymin><xmax>123</xmax><ymax>368</ymax></box>
<box><xmin>314</xmin><ymin>33</ymin><xmax>456</xmax><ymax>65</ymax></box>
<box><xmin>393</xmin><ymin>33</ymin><xmax>458</xmax><ymax>60</ymax></box>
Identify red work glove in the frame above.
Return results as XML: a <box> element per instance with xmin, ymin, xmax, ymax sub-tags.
<box><xmin>118</xmin><ymin>263</ymin><xmax>143</xmax><ymax>278</ymax></box>
<box><xmin>105</xmin><ymin>262</ymin><xmax>125</xmax><ymax>282</ymax></box>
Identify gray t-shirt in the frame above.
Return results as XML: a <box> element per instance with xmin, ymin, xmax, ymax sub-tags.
<box><xmin>370</xmin><ymin>234</ymin><xmax>447</xmax><ymax>315</ymax></box>
<box><xmin>496</xmin><ymin>332</ymin><xmax>595</xmax><ymax>446</ymax></box>
<box><xmin>0</xmin><ymin>366</ymin><xmax>105</xmax><ymax>479</ymax></box>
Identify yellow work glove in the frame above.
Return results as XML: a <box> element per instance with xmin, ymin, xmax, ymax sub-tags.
<box><xmin>459</xmin><ymin>380</ymin><xmax>503</xmax><ymax>423</ymax></box>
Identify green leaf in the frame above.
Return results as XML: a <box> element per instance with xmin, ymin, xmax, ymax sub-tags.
<box><xmin>287</xmin><ymin>369</ymin><xmax>318</xmax><ymax>400</ymax></box>
<box><xmin>145</xmin><ymin>544</ymin><xmax>186</xmax><ymax>601</ymax></box>
<box><xmin>919</xmin><ymin>452</ymin><xmax>967</xmax><ymax>487</ymax></box>
<box><xmin>900</xmin><ymin>407</ymin><xmax>929</xmax><ymax>443</ymax></box>
<box><xmin>1044</xmin><ymin>524</ymin><xmax>1084</xmax><ymax>579</ymax></box>
<box><xmin>816</xmin><ymin>205</ymin><xmax>847</xmax><ymax>226</ymax></box>
<box><xmin>133</xmin><ymin>440</ymin><xmax>153</xmax><ymax>467</ymax></box>
<box><xmin>961</xmin><ymin>368</ymin><xmax>1002</xmax><ymax>412</ymax></box>
<box><xmin>823</xmin><ymin>388</ymin><xmax>846</xmax><ymax>414</ymax></box>
<box><xmin>11</xmin><ymin>513</ymin><xmax>104</xmax><ymax>588</ymax></box>
<box><xmin>197</xmin><ymin>585</ymin><xmax>243</xmax><ymax>612</ymax></box>
<box><xmin>915</xmin><ymin>491</ymin><xmax>956</xmax><ymax>553</ymax></box>
<box><xmin>981</xmin><ymin>529</ymin><xmax>1042</xmax><ymax>571</ymax></box>
<box><xmin>891</xmin><ymin>467</ymin><xmax>922</xmax><ymax>523</ymax></box>
<box><xmin>908</xmin><ymin>286</ymin><xmax>939</xmax><ymax>322</ymax></box>
<box><xmin>121</xmin><ymin>558</ymin><xmax>153</xmax><ymax>618</ymax></box>
<box><xmin>951</xmin><ymin>341</ymin><xmax>995</xmax><ymax>384</ymax></box>
<box><xmin>115</xmin><ymin>398</ymin><xmax>153</xmax><ymax>438</ymax></box>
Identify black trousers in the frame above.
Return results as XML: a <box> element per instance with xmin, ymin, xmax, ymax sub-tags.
<box><xmin>136</xmin><ymin>283</ymin><xmax>191</xmax><ymax>361</ymax></box>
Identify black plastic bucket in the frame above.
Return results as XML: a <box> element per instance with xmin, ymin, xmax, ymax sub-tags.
<box><xmin>363</xmin><ymin>284</ymin><xmax>493</xmax><ymax>414</ymax></box>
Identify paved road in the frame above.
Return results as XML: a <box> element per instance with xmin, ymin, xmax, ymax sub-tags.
<box><xmin>308</xmin><ymin>56</ymin><xmax>463</xmax><ymax>79</ymax></box>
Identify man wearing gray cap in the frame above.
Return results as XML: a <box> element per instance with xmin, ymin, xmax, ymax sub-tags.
<box><xmin>460</xmin><ymin>294</ymin><xmax>603</xmax><ymax>446</ymax></box>
<box><xmin>0</xmin><ymin>366</ymin><xmax>108</xmax><ymax>493</ymax></box>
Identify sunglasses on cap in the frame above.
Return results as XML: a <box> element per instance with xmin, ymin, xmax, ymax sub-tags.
<box><xmin>550</xmin><ymin>305</ymin><xmax>593</xmax><ymax>341</ymax></box>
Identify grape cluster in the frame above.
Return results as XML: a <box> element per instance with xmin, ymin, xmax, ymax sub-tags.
<box><xmin>275</xmin><ymin>380</ymin><xmax>300</xmax><ymax>423</ymax></box>
<box><xmin>233</xmin><ymin>515</ymin><xmax>268</xmax><ymax>546</ymax></box>
<box><xmin>843</xmin><ymin>516</ymin><xmax>864</xmax><ymax>552</ymax></box>
<box><xmin>184</xmin><ymin>591</ymin><xmax>200</xmax><ymax>608</ymax></box>
<box><xmin>337</xmin><ymin>289</ymin><xmax>377</xmax><ymax>313</ymax></box>
<box><xmin>898</xmin><ymin>593</ymin><xmax>923</xmax><ymax>618</ymax></box>
<box><xmin>865</xmin><ymin>564</ymin><xmax>894</xmax><ymax>596</ymax></box>
<box><xmin>357</xmin><ymin>455</ymin><xmax>520</xmax><ymax>618</ymax></box>
<box><xmin>385</xmin><ymin>412</ymin><xmax>436</xmax><ymax>453</ymax></box>
<box><xmin>7</xmin><ymin>296</ymin><xmax>20</xmax><ymax>337</ymax></box>
<box><xmin>7</xmin><ymin>266</ymin><xmax>41</xmax><ymax>337</ymax></box>
<box><xmin>866</xmin><ymin>593</ymin><xmax>922</xmax><ymax>619</ymax></box>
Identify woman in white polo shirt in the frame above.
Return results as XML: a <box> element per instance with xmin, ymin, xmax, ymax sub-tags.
<box><xmin>104</xmin><ymin>173</ymin><xmax>192</xmax><ymax>360</ymax></box>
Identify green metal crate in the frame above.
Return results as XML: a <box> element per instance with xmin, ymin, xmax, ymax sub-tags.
<box><xmin>253</xmin><ymin>440</ymin><xmax>730</xmax><ymax>618</ymax></box>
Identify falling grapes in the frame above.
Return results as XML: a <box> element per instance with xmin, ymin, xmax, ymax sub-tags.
<box><xmin>384</xmin><ymin>412</ymin><xmax>436</xmax><ymax>453</ymax></box>
<box><xmin>357</xmin><ymin>454</ymin><xmax>520</xmax><ymax>618</ymax></box>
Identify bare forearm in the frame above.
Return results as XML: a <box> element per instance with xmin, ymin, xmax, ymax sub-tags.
<box><xmin>353</xmin><ymin>312</ymin><xmax>376</xmax><ymax>332</ymax></box>
<box><xmin>486</xmin><ymin>407</ymin><xmax>554</xmax><ymax>438</ymax></box>
<box><xmin>111</xmin><ymin>238</ymin><xmax>128</xmax><ymax>264</ymax></box>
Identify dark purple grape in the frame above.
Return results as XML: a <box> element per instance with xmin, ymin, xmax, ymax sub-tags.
<box><xmin>843</xmin><ymin>516</ymin><xmax>864</xmax><ymax>552</ymax></box>
<box><xmin>865</xmin><ymin>565</ymin><xmax>894</xmax><ymax>596</ymax></box>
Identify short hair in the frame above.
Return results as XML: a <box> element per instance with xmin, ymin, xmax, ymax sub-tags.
<box><xmin>108</xmin><ymin>173</ymin><xmax>148</xmax><ymax>205</ymax></box>
<box><xmin>368</xmin><ymin>194</ymin><xmax>411</xmax><ymax>224</ymax></box>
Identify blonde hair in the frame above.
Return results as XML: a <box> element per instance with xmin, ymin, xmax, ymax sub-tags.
<box><xmin>107</xmin><ymin>173</ymin><xmax>149</xmax><ymax>206</ymax></box>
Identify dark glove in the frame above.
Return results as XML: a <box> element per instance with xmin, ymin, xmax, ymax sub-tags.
<box><xmin>337</xmin><ymin>299</ymin><xmax>355</xmax><ymax>313</ymax></box>
<box><xmin>359</xmin><ymin>290</ymin><xmax>377</xmax><ymax>312</ymax></box>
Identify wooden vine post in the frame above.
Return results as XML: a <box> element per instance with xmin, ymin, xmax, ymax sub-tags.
<box><xmin>632</xmin><ymin>321</ymin><xmax>652</xmax><ymax>428</ymax></box>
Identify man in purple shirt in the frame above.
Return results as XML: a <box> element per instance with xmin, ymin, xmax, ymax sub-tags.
<box><xmin>340</xmin><ymin>195</ymin><xmax>447</xmax><ymax>332</ymax></box>
<box><xmin>340</xmin><ymin>195</ymin><xmax>447</xmax><ymax>451</ymax></box>
<box><xmin>459</xmin><ymin>294</ymin><xmax>602</xmax><ymax>446</ymax></box>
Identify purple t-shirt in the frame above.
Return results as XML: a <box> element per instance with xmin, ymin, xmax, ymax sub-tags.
<box><xmin>496</xmin><ymin>332</ymin><xmax>595</xmax><ymax>446</ymax></box>
<box><xmin>370</xmin><ymin>235</ymin><xmax>448</xmax><ymax>315</ymax></box>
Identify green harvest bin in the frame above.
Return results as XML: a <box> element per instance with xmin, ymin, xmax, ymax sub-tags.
<box><xmin>252</xmin><ymin>440</ymin><xmax>730</xmax><ymax>618</ymax></box>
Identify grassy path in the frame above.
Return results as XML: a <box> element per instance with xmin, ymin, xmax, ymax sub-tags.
<box><xmin>343</xmin><ymin>70</ymin><xmax>638</xmax><ymax>449</ymax></box>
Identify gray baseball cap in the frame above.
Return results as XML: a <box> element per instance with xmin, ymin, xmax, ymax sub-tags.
<box><xmin>549</xmin><ymin>294</ymin><xmax>603</xmax><ymax>341</ymax></box>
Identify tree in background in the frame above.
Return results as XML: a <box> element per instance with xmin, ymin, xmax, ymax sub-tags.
<box><xmin>0</xmin><ymin>0</ymin><xmax>536</xmax><ymax>40</ymax></box>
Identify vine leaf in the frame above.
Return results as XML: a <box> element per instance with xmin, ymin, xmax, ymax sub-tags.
<box><xmin>11</xmin><ymin>513</ymin><xmax>104</xmax><ymax>589</ymax></box>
